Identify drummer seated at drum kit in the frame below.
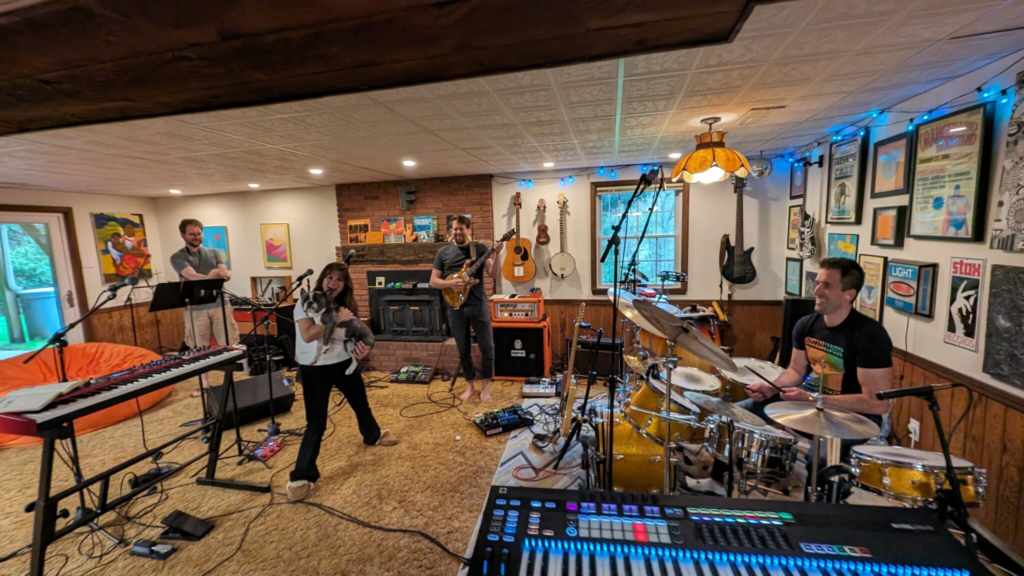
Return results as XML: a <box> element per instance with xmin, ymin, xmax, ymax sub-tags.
<box><xmin>741</xmin><ymin>258</ymin><xmax>894</xmax><ymax>473</ymax></box>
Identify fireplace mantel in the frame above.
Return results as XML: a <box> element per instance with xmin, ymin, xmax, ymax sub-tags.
<box><xmin>340</xmin><ymin>243</ymin><xmax>440</xmax><ymax>264</ymax></box>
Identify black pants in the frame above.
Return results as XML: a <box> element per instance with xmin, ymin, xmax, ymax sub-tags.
<box><xmin>446</xmin><ymin>304</ymin><xmax>494</xmax><ymax>382</ymax></box>
<box><xmin>291</xmin><ymin>359</ymin><xmax>381</xmax><ymax>483</ymax></box>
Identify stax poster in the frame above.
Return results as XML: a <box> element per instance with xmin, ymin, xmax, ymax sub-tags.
<box><xmin>944</xmin><ymin>257</ymin><xmax>984</xmax><ymax>351</ymax></box>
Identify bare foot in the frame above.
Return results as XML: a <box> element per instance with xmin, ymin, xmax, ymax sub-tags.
<box><xmin>480</xmin><ymin>381</ymin><xmax>492</xmax><ymax>402</ymax></box>
<box><xmin>459</xmin><ymin>386</ymin><xmax>476</xmax><ymax>401</ymax></box>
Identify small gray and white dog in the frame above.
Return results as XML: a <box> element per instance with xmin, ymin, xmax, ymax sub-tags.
<box><xmin>299</xmin><ymin>288</ymin><xmax>357</xmax><ymax>372</ymax></box>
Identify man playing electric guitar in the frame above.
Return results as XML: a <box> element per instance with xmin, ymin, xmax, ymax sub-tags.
<box><xmin>429</xmin><ymin>216</ymin><xmax>503</xmax><ymax>401</ymax></box>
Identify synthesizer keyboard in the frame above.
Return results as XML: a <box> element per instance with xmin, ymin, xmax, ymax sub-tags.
<box><xmin>0</xmin><ymin>346</ymin><xmax>244</xmax><ymax>437</ymax></box>
<box><xmin>468</xmin><ymin>486</ymin><xmax>985</xmax><ymax>576</ymax></box>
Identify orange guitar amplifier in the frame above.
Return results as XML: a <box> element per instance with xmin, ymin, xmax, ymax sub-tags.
<box><xmin>492</xmin><ymin>319</ymin><xmax>551</xmax><ymax>381</ymax></box>
<box><xmin>490</xmin><ymin>293</ymin><xmax>545</xmax><ymax>322</ymax></box>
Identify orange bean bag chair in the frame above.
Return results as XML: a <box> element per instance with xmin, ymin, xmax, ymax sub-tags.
<box><xmin>0</xmin><ymin>343</ymin><xmax>172</xmax><ymax>448</ymax></box>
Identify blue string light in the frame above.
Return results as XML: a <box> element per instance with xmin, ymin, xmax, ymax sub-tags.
<box><xmin>519</xmin><ymin>179</ymin><xmax>526</xmax><ymax>186</ymax></box>
<box><xmin>1001</xmin><ymin>89</ymin><xmax>1010</xmax><ymax>104</ymax></box>
<box><xmin>568</xmin><ymin>175</ymin><xmax>575</xmax><ymax>183</ymax></box>
<box><xmin>559</xmin><ymin>178</ymin><xmax>566</xmax><ymax>186</ymax></box>
<box><xmin>598</xmin><ymin>167</ymin><xmax>606</xmax><ymax>176</ymax></box>
<box><xmin>858</xmin><ymin>129</ymin><xmax>865</xmax><ymax>136</ymax></box>
<box><xmin>610</xmin><ymin>170</ymin><xmax>617</xmax><ymax>178</ymax></box>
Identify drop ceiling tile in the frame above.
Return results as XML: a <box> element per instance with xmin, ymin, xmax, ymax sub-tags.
<box><xmin>675</xmin><ymin>92</ymin><xmax>739</xmax><ymax>109</ymax></box>
<box><xmin>866</xmin><ymin>67</ymin><xmax>953</xmax><ymax>90</ymax></box>
<box><xmin>372</xmin><ymin>121</ymin><xmax>426</xmax><ymax>136</ymax></box>
<box><xmin>625</xmin><ymin>75</ymin><xmax>686</xmax><ymax>100</ymax></box>
<box><xmin>367</xmin><ymin>86</ymin><xmax>431</xmax><ymax>102</ymax></box>
<box><xmin>825</xmin><ymin>45</ymin><xmax>927</xmax><ymax>78</ymax></box>
<box><xmin>622</xmin><ymin>114</ymin><xmax>668</xmax><ymax>128</ymax></box>
<box><xmin>434</xmin><ymin>129</ymin><xmax>489</xmax><ymax>149</ymax></box>
<box><xmin>807</xmin><ymin>0</ymin><xmax>908</xmax><ymax>26</ymax></box>
<box><xmin>757</xmin><ymin>56</ymin><xmax>843</xmax><ymax>87</ymax></box>
<box><xmin>199</xmin><ymin>121</ymin><xmax>274</xmax><ymax>138</ymax></box>
<box><xmin>336</xmin><ymin>104</ymin><xmax>408</xmax><ymax>124</ymax></box>
<box><xmin>623</xmin><ymin>98</ymin><xmax>676</xmax><ymax>115</ymax></box>
<box><xmin>568</xmin><ymin>103</ymin><xmax>617</xmax><ymax>119</ymax></box>
<box><xmin>686</xmin><ymin>65</ymin><xmax>760</xmax><ymax>95</ymax></box>
<box><xmin>440</xmin><ymin>94</ymin><xmax>503</xmax><ymax>115</ymax></box>
<box><xmin>174</xmin><ymin>107</ymin><xmax>277</xmax><ymax>126</ymax></box>
<box><xmin>741</xmin><ymin>0</ymin><xmax>816</xmax><ymax>32</ymax></box>
<box><xmin>480</xmin><ymin>126</ymin><xmax>526</xmax><ymax>139</ymax></box>
<box><xmin>388</xmin><ymin>100</ymin><xmax>452</xmax><ymax>119</ymax></box>
<box><xmin>419</xmin><ymin>78</ymin><xmax>490</xmax><ymax>97</ymax></box>
<box><xmin>386</xmin><ymin>132</ymin><xmax>457</xmax><ymax>153</ymax></box>
<box><xmin>552</xmin><ymin>61</ymin><xmax>619</xmax><ymax>84</ymax></box>
<box><xmin>498</xmin><ymin>88</ymin><xmax>560</xmax><ymax>110</ymax></box>
<box><xmin>622</xmin><ymin>125</ymin><xmax>662</xmax><ymax>137</ymax></box>
<box><xmin>625</xmin><ymin>50</ymin><xmax>699</xmax><ymax>77</ymax></box>
<box><xmin>736</xmin><ymin>85</ymin><xmax>808</xmax><ymax>104</ymax></box>
<box><xmin>575</xmin><ymin>130</ymin><xmax>616</xmax><ymax>141</ymax></box>
<box><xmin>258</xmin><ymin>101</ymin><xmax>326</xmax><ymax>116</ymax></box>
<box><xmin>580</xmin><ymin>140</ymin><xmax>615</xmax><ymax>152</ymax></box>
<box><xmin>523</xmin><ymin>122</ymin><xmax>570</xmax><ymax>138</ymax></box>
<box><xmin>241</xmin><ymin>131</ymin><xmax>332</xmax><ymax>147</ymax></box>
<box><xmin>0</xmin><ymin>137</ymin><xmax>34</xmax><ymax>151</ymax></box>
<box><xmin>461</xmin><ymin>113</ymin><xmax>516</xmax><ymax>127</ymax></box>
<box><xmin>511</xmin><ymin>109</ymin><xmax>565</xmax><ymax>123</ymax></box>
<box><xmin>618</xmin><ymin>137</ymin><xmax>657</xmax><ymax>153</ymax></box>
<box><xmin>573</xmin><ymin>118</ymin><xmax>616</xmax><ymax>133</ymax></box>
<box><xmin>777</xmin><ymin>21</ymin><xmax>889</xmax><ymax>59</ymax></box>
<box><xmin>560</xmin><ymin>82</ymin><xmax>618</xmax><ymax>105</ymax></box>
<box><xmin>951</xmin><ymin>1</ymin><xmax>1024</xmax><ymax>36</ymax></box>
<box><xmin>696</xmin><ymin>32</ymin><xmax>789</xmax><ymax>69</ymax></box>
<box><xmin>865</xmin><ymin>5</ymin><xmax>1000</xmax><ymax>48</ymax></box>
<box><xmin>485</xmin><ymin>70</ymin><xmax>553</xmax><ymax>90</ymax></box>
<box><xmin>806</xmin><ymin>74</ymin><xmax>877</xmax><ymax>96</ymax></box>
<box><xmin>415</xmin><ymin>116</ymin><xmax>469</xmax><ymax>130</ymax></box>
<box><xmin>312</xmin><ymin>93</ymin><xmax>378</xmax><ymax>108</ymax></box>
<box><xmin>914</xmin><ymin>0</ymin><xmax>1002</xmax><ymax>11</ymax></box>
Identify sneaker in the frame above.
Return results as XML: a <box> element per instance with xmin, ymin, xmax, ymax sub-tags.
<box><xmin>375</xmin><ymin>430</ymin><xmax>399</xmax><ymax>447</ymax></box>
<box><xmin>286</xmin><ymin>480</ymin><xmax>314</xmax><ymax>501</ymax></box>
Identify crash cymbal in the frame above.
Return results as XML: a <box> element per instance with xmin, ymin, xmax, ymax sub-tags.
<box><xmin>606</xmin><ymin>288</ymin><xmax>679</xmax><ymax>338</ymax></box>
<box><xmin>683</xmin><ymin>392</ymin><xmax>765</xmax><ymax>427</ymax></box>
<box><xmin>764</xmin><ymin>401</ymin><xmax>880</xmax><ymax>440</ymax></box>
<box><xmin>623</xmin><ymin>353</ymin><xmax>652</xmax><ymax>375</ymax></box>
<box><xmin>633</xmin><ymin>299</ymin><xmax>738</xmax><ymax>373</ymax></box>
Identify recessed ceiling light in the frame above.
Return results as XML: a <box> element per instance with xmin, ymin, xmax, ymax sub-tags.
<box><xmin>669</xmin><ymin>152</ymin><xmax>682</xmax><ymax>159</ymax></box>
<box><xmin>402</xmin><ymin>160</ymin><xmax>417</xmax><ymax>167</ymax></box>
<box><xmin>309</xmin><ymin>168</ymin><xmax>324</xmax><ymax>175</ymax></box>
<box><xmin>168</xmin><ymin>189</ymin><xmax>182</xmax><ymax>194</ymax></box>
<box><xmin>248</xmin><ymin>183</ymin><xmax>260</xmax><ymax>188</ymax></box>
<box><xmin>543</xmin><ymin>162</ymin><xmax>555</xmax><ymax>168</ymax></box>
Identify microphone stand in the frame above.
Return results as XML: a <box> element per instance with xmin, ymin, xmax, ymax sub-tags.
<box><xmin>554</xmin><ymin>327</ymin><xmax>603</xmax><ymax>472</ymax></box>
<box><xmin>624</xmin><ymin>167</ymin><xmax>665</xmax><ymax>286</ymax></box>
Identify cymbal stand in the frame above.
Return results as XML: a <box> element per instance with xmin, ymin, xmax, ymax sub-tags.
<box><xmin>659</xmin><ymin>355</ymin><xmax>681</xmax><ymax>494</ymax></box>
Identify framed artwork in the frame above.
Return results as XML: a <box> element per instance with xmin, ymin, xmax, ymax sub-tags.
<box><xmin>787</xmin><ymin>205</ymin><xmax>802</xmax><ymax>250</ymax></box>
<box><xmin>990</xmin><ymin>70</ymin><xmax>1024</xmax><ymax>251</ymax></box>
<box><xmin>347</xmin><ymin>219</ymin><xmax>370</xmax><ymax>244</ymax></box>
<box><xmin>983</xmin><ymin>265</ymin><xmax>1024</xmax><ymax>387</ymax></box>
<box><xmin>260</xmin><ymin>223</ymin><xmax>292</xmax><ymax>268</ymax></box>
<box><xmin>870</xmin><ymin>205</ymin><xmax>907</xmax><ymax>248</ymax></box>
<box><xmin>908</xmin><ymin>103</ymin><xmax>994</xmax><ymax>241</ymax></box>
<box><xmin>790</xmin><ymin>160</ymin><xmax>806</xmax><ymax>200</ymax></box>
<box><xmin>826</xmin><ymin>131</ymin><xmax>868</xmax><ymax>224</ymax></box>
<box><xmin>871</xmin><ymin>132</ymin><xmax>914</xmax><ymax>198</ymax></box>
<box><xmin>826</xmin><ymin>233</ymin><xmax>858</xmax><ymax>260</ymax></box>
<box><xmin>884</xmin><ymin>260</ymin><xmax>938</xmax><ymax>317</ymax></box>
<box><xmin>413</xmin><ymin>215</ymin><xmax>438</xmax><ymax>242</ymax></box>
<box><xmin>202</xmin><ymin>225</ymin><xmax>231</xmax><ymax>270</ymax></box>
<box><xmin>944</xmin><ymin>257</ymin><xmax>984</xmax><ymax>352</ymax></box>
<box><xmin>785</xmin><ymin>258</ymin><xmax>802</xmax><ymax>296</ymax></box>
<box><xmin>856</xmin><ymin>254</ymin><xmax>887</xmax><ymax>323</ymax></box>
<box><xmin>804</xmin><ymin>270</ymin><xmax>818</xmax><ymax>297</ymax></box>
<box><xmin>91</xmin><ymin>212</ymin><xmax>153</xmax><ymax>283</ymax></box>
<box><xmin>381</xmin><ymin>217</ymin><xmax>405</xmax><ymax>243</ymax></box>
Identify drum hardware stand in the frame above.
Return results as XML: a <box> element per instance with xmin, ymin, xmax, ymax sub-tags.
<box><xmin>659</xmin><ymin>353</ymin><xmax>679</xmax><ymax>495</ymax></box>
<box><xmin>555</xmin><ymin>327</ymin><xmax>604</xmax><ymax>472</ymax></box>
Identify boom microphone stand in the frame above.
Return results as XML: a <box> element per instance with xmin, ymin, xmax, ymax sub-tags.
<box><xmin>554</xmin><ymin>326</ymin><xmax>603</xmax><ymax>471</ymax></box>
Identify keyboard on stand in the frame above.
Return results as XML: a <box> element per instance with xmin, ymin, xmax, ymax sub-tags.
<box><xmin>467</xmin><ymin>486</ymin><xmax>985</xmax><ymax>576</ymax></box>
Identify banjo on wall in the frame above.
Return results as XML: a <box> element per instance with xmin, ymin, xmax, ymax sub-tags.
<box><xmin>549</xmin><ymin>192</ymin><xmax>576</xmax><ymax>278</ymax></box>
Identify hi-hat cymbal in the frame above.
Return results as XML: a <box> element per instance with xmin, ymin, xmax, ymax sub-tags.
<box><xmin>683</xmin><ymin>392</ymin><xmax>765</xmax><ymax>427</ymax></box>
<box><xmin>633</xmin><ymin>299</ymin><xmax>738</xmax><ymax>373</ymax></box>
<box><xmin>765</xmin><ymin>401</ymin><xmax>880</xmax><ymax>440</ymax></box>
<box><xmin>623</xmin><ymin>353</ymin><xmax>652</xmax><ymax>375</ymax></box>
<box><xmin>607</xmin><ymin>288</ymin><xmax>678</xmax><ymax>338</ymax></box>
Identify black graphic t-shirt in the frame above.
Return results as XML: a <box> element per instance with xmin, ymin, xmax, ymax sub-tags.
<box><xmin>792</xmin><ymin>309</ymin><xmax>893</xmax><ymax>397</ymax></box>
<box><xmin>433</xmin><ymin>242</ymin><xmax>488</xmax><ymax>306</ymax></box>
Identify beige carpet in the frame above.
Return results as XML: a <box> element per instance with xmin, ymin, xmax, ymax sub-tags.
<box><xmin>0</xmin><ymin>372</ymin><xmax>526</xmax><ymax>576</ymax></box>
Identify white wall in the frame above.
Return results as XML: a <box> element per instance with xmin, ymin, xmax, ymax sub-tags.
<box><xmin>153</xmin><ymin>186</ymin><xmax>339</xmax><ymax>299</ymax></box>
<box><xmin>809</xmin><ymin>50</ymin><xmax>1024</xmax><ymax>397</ymax></box>
<box><xmin>491</xmin><ymin>163</ymin><xmax>792</xmax><ymax>300</ymax></box>
<box><xmin>0</xmin><ymin>187</ymin><xmax>164</xmax><ymax>307</ymax></box>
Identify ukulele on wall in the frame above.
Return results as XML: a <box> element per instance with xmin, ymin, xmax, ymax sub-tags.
<box><xmin>502</xmin><ymin>191</ymin><xmax>536</xmax><ymax>283</ymax></box>
<box><xmin>536</xmin><ymin>199</ymin><xmax>550</xmax><ymax>246</ymax></box>
<box><xmin>721</xmin><ymin>176</ymin><xmax>757</xmax><ymax>285</ymax></box>
<box><xmin>549</xmin><ymin>192</ymin><xmax>576</xmax><ymax>278</ymax></box>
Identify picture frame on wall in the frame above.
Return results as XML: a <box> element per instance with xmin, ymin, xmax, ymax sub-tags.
<box><xmin>202</xmin><ymin>225</ymin><xmax>231</xmax><ymax>269</ymax></box>
<box><xmin>826</xmin><ymin>232</ymin><xmax>858</xmax><ymax>260</ymax></box>
<box><xmin>790</xmin><ymin>160</ymin><xmax>806</xmax><ymax>200</ymax></box>
<box><xmin>804</xmin><ymin>269</ymin><xmax>818</xmax><ymax>297</ymax></box>
<box><xmin>785</xmin><ymin>258</ymin><xmax>802</xmax><ymax>296</ymax></box>
<box><xmin>944</xmin><ymin>257</ymin><xmax>984</xmax><ymax>352</ymax></box>
<box><xmin>826</xmin><ymin>130</ymin><xmax>869</xmax><ymax>225</ymax></box>
<box><xmin>260</xmin><ymin>223</ymin><xmax>292</xmax><ymax>268</ymax></box>
<box><xmin>871</xmin><ymin>132</ymin><xmax>914</xmax><ymax>198</ymax></box>
<box><xmin>871</xmin><ymin>205</ymin><xmax>907</xmax><ymax>248</ymax></box>
<box><xmin>856</xmin><ymin>254</ymin><xmax>887</xmax><ymax>323</ymax></box>
<box><xmin>787</xmin><ymin>205</ymin><xmax>801</xmax><ymax>250</ymax></box>
<box><xmin>908</xmin><ymin>102</ymin><xmax>994</xmax><ymax>242</ymax></box>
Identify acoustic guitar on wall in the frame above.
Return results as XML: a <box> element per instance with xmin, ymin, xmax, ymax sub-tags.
<box><xmin>442</xmin><ymin>229</ymin><xmax>516</xmax><ymax>309</ymax></box>
<box><xmin>502</xmin><ymin>191</ymin><xmax>536</xmax><ymax>283</ymax></box>
<box><xmin>536</xmin><ymin>198</ymin><xmax>550</xmax><ymax>246</ymax></box>
<box><xmin>549</xmin><ymin>192</ymin><xmax>576</xmax><ymax>278</ymax></box>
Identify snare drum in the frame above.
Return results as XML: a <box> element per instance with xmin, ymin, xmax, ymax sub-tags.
<box><xmin>592</xmin><ymin>407</ymin><xmax>672</xmax><ymax>493</ymax></box>
<box><xmin>659</xmin><ymin>366</ymin><xmax>722</xmax><ymax>396</ymax></box>
<box><xmin>705</xmin><ymin>418</ymin><xmax>797</xmax><ymax>477</ymax></box>
<box><xmin>716</xmin><ymin>358</ymin><xmax>786</xmax><ymax>401</ymax></box>
<box><xmin>850</xmin><ymin>445</ymin><xmax>987</xmax><ymax>506</ymax></box>
<box><xmin>622</xmin><ymin>375</ymin><xmax>705</xmax><ymax>444</ymax></box>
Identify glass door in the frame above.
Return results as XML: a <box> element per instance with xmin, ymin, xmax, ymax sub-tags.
<box><xmin>0</xmin><ymin>212</ymin><xmax>82</xmax><ymax>360</ymax></box>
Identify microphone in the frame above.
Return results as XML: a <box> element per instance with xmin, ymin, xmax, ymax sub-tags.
<box><xmin>107</xmin><ymin>275</ymin><xmax>139</xmax><ymax>293</ymax></box>
<box><xmin>876</xmin><ymin>383</ymin><xmax>957</xmax><ymax>400</ymax></box>
<box><xmin>344</xmin><ymin>249</ymin><xmax>356</xmax><ymax>266</ymax></box>
<box><xmin>295</xmin><ymin>268</ymin><xmax>315</xmax><ymax>283</ymax></box>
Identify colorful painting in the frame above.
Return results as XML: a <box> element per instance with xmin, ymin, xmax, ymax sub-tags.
<box><xmin>871</xmin><ymin>132</ymin><xmax>913</xmax><ymax>198</ymax></box>
<box><xmin>787</xmin><ymin>205</ymin><xmax>801</xmax><ymax>250</ymax></box>
<box><xmin>804</xmin><ymin>269</ymin><xmax>818</xmax><ymax>297</ymax></box>
<box><xmin>908</xmin><ymin>103</ymin><xmax>993</xmax><ymax>241</ymax></box>
<box><xmin>91</xmin><ymin>212</ymin><xmax>153</xmax><ymax>283</ymax></box>
<box><xmin>990</xmin><ymin>71</ymin><xmax>1024</xmax><ymax>251</ymax></box>
<box><xmin>785</xmin><ymin>258</ymin><xmax>802</xmax><ymax>297</ymax></box>
<box><xmin>381</xmin><ymin>217</ymin><xmax>405</xmax><ymax>243</ymax></box>
<box><xmin>260</xmin><ymin>223</ymin><xmax>292</xmax><ymax>268</ymax></box>
<box><xmin>348</xmin><ymin>219</ymin><xmax>370</xmax><ymax>244</ymax></box>
<box><xmin>856</xmin><ymin>254</ymin><xmax>887</xmax><ymax>323</ymax></box>
<box><xmin>826</xmin><ymin>131</ymin><xmax>868</xmax><ymax>224</ymax></box>
<box><xmin>413</xmin><ymin>215</ymin><xmax>438</xmax><ymax>242</ymax></box>
<box><xmin>202</xmin><ymin>225</ymin><xmax>231</xmax><ymax>270</ymax></box>
<box><xmin>870</xmin><ymin>205</ymin><xmax>907</xmax><ymax>248</ymax></box>
<box><xmin>944</xmin><ymin>257</ymin><xmax>984</xmax><ymax>352</ymax></box>
<box><xmin>826</xmin><ymin>233</ymin><xmax>858</xmax><ymax>260</ymax></box>
<box><xmin>790</xmin><ymin>161</ymin><xmax>806</xmax><ymax>200</ymax></box>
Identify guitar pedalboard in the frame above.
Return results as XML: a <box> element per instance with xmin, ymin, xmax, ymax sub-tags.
<box><xmin>390</xmin><ymin>365</ymin><xmax>435</xmax><ymax>384</ymax></box>
<box><xmin>473</xmin><ymin>404</ymin><xmax>534</xmax><ymax>436</ymax></box>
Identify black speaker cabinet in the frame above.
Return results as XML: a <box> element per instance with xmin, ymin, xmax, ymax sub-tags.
<box><xmin>566</xmin><ymin>336</ymin><xmax>622</xmax><ymax>379</ymax></box>
<box><xmin>492</xmin><ymin>320</ymin><xmax>551</xmax><ymax>380</ymax></box>
<box><xmin>205</xmin><ymin>371</ymin><xmax>295</xmax><ymax>428</ymax></box>
<box><xmin>779</xmin><ymin>297</ymin><xmax>816</xmax><ymax>368</ymax></box>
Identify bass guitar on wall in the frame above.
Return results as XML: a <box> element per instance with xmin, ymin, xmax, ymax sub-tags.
<box><xmin>502</xmin><ymin>191</ymin><xmax>536</xmax><ymax>283</ymax></box>
<box><xmin>442</xmin><ymin>229</ymin><xmax>516</xmax><ymax>309</ymax></box>
<box><xmin>721</xmin><ymin>176</ymin><xmax>757</xmax><ymax>285</ymax></box>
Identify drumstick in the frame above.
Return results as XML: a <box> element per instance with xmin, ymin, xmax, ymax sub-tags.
<box><xmin>746</xmin><ymin>367</ymin><xmax>785</xmax><ymax>393</ymax></box>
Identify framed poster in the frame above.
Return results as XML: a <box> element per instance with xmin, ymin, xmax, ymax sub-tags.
<box><xmin>787</xmin><ymin>205</ymin><xmax>801</xmax><ymax>250</ymax></box>
<box><xmin>260</xmin><ymin>223</ymin><xmax>292</xmax><ymax>268</ymax></box>
<box><xmin>790</xmin><ymin>160</ymin><xmax>806</xmax><ymax>200</ymax></box>
<box><xmin>202</xmin><ymin>225</ymin><xmax>231</xmax><ymax>270</ymax></box>
<box><xmin>347</xmin><ymin>218</ymin><xmax>370</xmax><ymax>244</ymax></box>
<box><xmin>413</xmin><ymin>215</ymin><xmax>438</xmax><ymax>242</ymax></box>
<box><xmin>871</xmin><ymin>132</ymin><xmax>914</xmax><ymax>198</ymax></box>
<box><xmin>826</xmin><ymin>233</ymin><xmax>858</xmax><ymax>260</ymax></box>
<box><xmin>990</xmin><ymin>71</ymin><xmax>1024</xmax><ymax>251</ymax></box>
<box><xmin>870</xmin><ymin>205</ymin><xmax>907</xmax><ymax>248</ymax></box>
<box><xmin>856</xmin><ymin>254</ymin><xmax>887</xmax><ymax>323</ymax></box>
<box><xmin>785</xmin><ymin>258</ymin><xmax>802</xmax><ymax>296</ymax></box>
<box><xmin>944</xmin><ymin>257</ymin><xmax>984</xmax><ymax>351</ymax></box>
<box><xmin>908</xmin><ymin>103</ymin><xmax>994</xmax><ymax>241</ymax></box>
<box><xmin>983</xmin><ymin>265</ymin><xmax>1024</xmax><ymax>387</ymax></box>
<box><xmin>826</xmin><ymin>131</ymin><xmax>868</xmax><ymax>224</ymax></box>
<box><xmin>381</xmin><ymin>217</ymin><xmax>405</xmax><ymax>243</ymax></box>
<box><xmin>91</xmin><ymin>212</ymin><xmax>153</xmax><ymax>283</ymax></box>
<box><xmin>804</xmin><ymin>270</ymin><xmax>818</xmax><ymax>297</ymax></box>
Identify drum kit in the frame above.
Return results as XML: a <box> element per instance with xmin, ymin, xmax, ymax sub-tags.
<box><xmin>581</xmin><ymin>286</ymin><xmax>987</xmax><ymax>511</ymax></box>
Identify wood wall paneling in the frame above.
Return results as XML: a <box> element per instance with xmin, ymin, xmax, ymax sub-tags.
<box><xmin>83</xmin><ymin>303</ymin><xmax>185</xmax><ymax>353</ymax></box>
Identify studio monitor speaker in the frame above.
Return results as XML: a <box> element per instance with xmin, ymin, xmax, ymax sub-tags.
<box><xmin>205</xmin><ymin>371</ymin><xmax>295</xmax><ymax>428</ymax></box>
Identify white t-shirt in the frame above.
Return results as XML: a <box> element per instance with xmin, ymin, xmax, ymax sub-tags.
<box><xmin>292</xmin><ymin>303</ymin><xmax>355</xmax><ymax>366</ymax></box>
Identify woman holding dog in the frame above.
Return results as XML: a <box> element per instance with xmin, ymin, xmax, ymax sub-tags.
<box><xmin>288</xmin><ymin>262</ymin><xmax>399</xmax><ymax>502</ymax></box>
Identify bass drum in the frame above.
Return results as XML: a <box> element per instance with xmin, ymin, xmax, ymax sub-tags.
<box><xmin>591</xmin><ymin>407</ymin><xmax>672</xmax><ymax>494</ymax></box>
<box><xmin>850</xmin><ymin>445</ymin><xmax>986</xmax><ymax>506</ymax></box>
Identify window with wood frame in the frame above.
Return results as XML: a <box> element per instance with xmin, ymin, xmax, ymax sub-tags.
<box><xmin>590</xmin><ymin>180</ymin><xmax>689</xmax><ymax>295</ymax></box>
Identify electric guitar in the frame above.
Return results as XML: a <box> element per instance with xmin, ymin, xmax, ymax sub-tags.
<box><xmin>536</xmin><ymin>199</ymin><xmax>550</xmax><ymax>246</ymax></box>
<box><xmin>549</xmin><ymin>192</ymin><xmax>576</xmax><ymax>278</ymax></box>
<box><xmin>502</xmin><ymin>192</ymin><xmax>536</xmax><ymax>283</ymax></box>
<box><xmin>559</xmin><ymin>303</ymin><xmax>586</xmax><ymax>436</ymax></box>
<box><xmin>441</xmin><ymin>229</ymin><xmax>516</xmax><ymax>309</ymax></box>
<box><xmin>721</xmin><ymin>176</ymin><xmax>757</xmax><ymax>285</ymax></box>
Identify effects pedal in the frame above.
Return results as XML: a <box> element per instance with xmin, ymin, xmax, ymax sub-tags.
<box><xmin>522</xmin><ymin>377</ymin><xmax>559</xmax><ymax>398</ymax></box>
<box><xmin>251</xmin><ymin>437</ymin><xmax>283</xmax><ymax>462</ymax></box>
<box><xmin>473</xmin><ymin>404</ymin><xmax>534</xmax><ymax>436</ymax></box>
<box><xmin>390</xmin><ymin>365</ymin><xmax>434</xmax><ymax>384</ymax></box>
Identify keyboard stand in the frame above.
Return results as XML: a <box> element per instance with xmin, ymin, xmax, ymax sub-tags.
<box><xmin>196</xmin><ymin>367</ymin><xmax>271</xmax><ymax>493</ymax></box>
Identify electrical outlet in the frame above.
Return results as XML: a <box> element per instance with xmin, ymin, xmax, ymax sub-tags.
<box><xmin>908</xmin><ymin>418</ymin><xmax>921</xmax><ymax>443</ymax></box>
